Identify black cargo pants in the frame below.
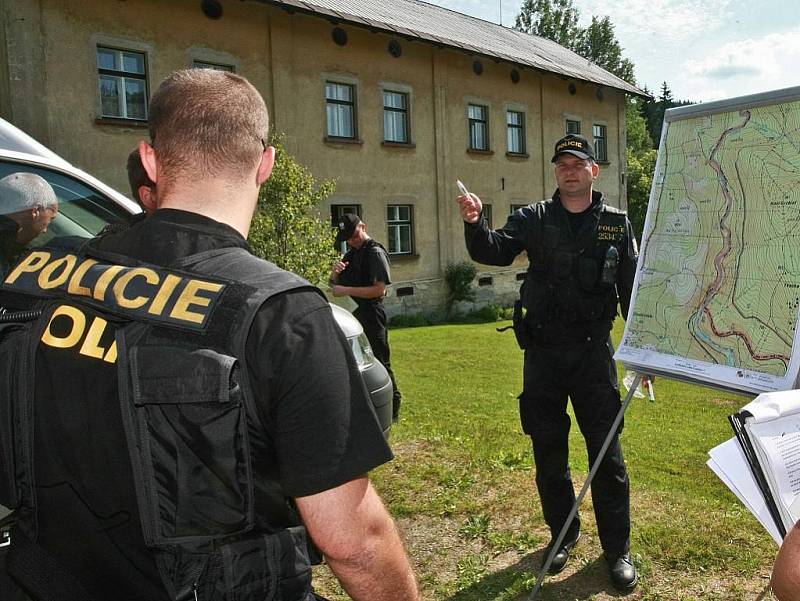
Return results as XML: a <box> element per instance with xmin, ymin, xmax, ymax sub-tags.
<box><xmin>353</xmin><ymin>303</ymin><xmax>402</xmax><ymax>418</ymax></box>
<box><xmin>519</xmin><ymin>332</ymin><xmax>630</xmax><ymax>556</ymax></box>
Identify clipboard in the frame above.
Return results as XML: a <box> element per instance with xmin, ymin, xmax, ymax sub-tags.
<box><xmin>728</xmin><ymin>411</ymin><xmax>788</xmax><ymax>539</ymax></box>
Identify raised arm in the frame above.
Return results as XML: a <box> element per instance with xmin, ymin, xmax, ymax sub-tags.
<box><xmin>296</xmin><ymin>477</ymin><xmax>420</xmax><ymax>601</ymax></box>
<box><xmin>457</xmin><ymin>192</ymin><xmax>527</xmax><ymax>266</ymax></box>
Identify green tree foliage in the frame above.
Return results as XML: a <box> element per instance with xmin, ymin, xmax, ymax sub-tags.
<box><xmin>625</xmin><ymin>97</ymin><xmax>657</xmax><ymax>240</ymax></box>
<box><xmin>574</xmin><ymin>16</ymin><xmax>635</xmax><ymax>83</ymax></box>
<box><xmin>248</xmin><ymin>136</ymin><xmax>339</xmax><ymax>286</ymax></box>
<box><xmin>514</xmin><ymin>0</ymin><xmax>581</xmax><ymax>50</ymax></box>
<box><xmin>639</xmin><ymin>82</ymin><xmax>694</xmax><ymax>147</ymax></box>
<box><xmin>659</xmin><ymin>81</ymin><xmax>674</xmax><ymax>103</ymax></box>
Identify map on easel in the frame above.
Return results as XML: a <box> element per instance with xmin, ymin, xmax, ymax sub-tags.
<box><xmin>616</xmin><ymin>86</ymin><xmax>800</xmax><ymax>394</ymax></box>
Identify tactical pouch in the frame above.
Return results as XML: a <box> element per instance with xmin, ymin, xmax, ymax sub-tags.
<box><xmin>511</xmin><ymin>298</ymin><xmax>532</xmax><ymax>350</ymax></box>
<box><xmin>508</xmin><ymin>281</ymin><xmax>533</xmax><ymax>350</ymax></box>
<box><xmin>220</xmin><ymin>526</ymin><xmax>311</xmax><ymax>601</ymax></box>
<box><xmin>120</xmin><ymin>336</ymin><xmax>254</xmax><ymax>547</ymax></box>
<box><xmin>153</xmin><ymin>524</ymin><xmax>313</xmax><ymax>601</ymax></box>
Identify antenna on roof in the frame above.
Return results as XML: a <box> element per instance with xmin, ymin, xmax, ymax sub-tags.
<box><xmin>499</xmin><ymin>0</ymin><xmax>503</xmax><ymax>25</ymax></box>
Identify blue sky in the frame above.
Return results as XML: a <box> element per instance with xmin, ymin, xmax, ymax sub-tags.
<box><xmin>424</xmin><ymin>0</ymin><xmax>800</xmax><ymax>103</ymax></box>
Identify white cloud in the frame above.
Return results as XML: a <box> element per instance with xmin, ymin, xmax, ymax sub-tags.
<box><xmin>681</xmin><ymin>27</ymin><xmax>800</xmax><ymax>99</ymax></box>
<box><xmin>571</xmin><ymin>0</ymin><xmax>733</xmax><ymax>40</ymax></box>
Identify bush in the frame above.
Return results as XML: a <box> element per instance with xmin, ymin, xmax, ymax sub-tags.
<box><xmin>389</xmin><ymin>305</ymin><xmax>512</xmax><ymax>328</ymax></box>
<box><xmin>249</xmin><ymin>134</ymin><xmax>340</xmax><ymax>286</ymax></box>
<box><xmin>444</xmin><ymin>261</ymin><xmax>477</xmax><ymax>315</ymax></box>
<box><xmin>389</xmin><ymin>312</ymin><xmax>440</xmax><ymax>328</ymax></box>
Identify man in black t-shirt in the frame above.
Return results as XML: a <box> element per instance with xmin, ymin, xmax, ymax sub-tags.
<box><xmin>1</xmin><ymin>70</ymin><xmax>419</xmax><ymax>601</ymax></box>
<box><xmin>456</xmin><ymin>134</ymin><xmax>639</xmax><ymax>592</ymax></box>
<box><xmin>330</xmin><ymin>213</ymin><xmax>402</xmax><ymax>421</ymax></box>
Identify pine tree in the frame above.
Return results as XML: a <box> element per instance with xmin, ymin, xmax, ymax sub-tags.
<box><xmin>659</xmin><ymin>81</ymin><xmax>674</xmax><ymax>104</ymax></box>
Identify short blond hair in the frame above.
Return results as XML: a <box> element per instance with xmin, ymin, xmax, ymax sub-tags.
<box><xmin>148</xmin><ymin>69</ymin><xmax>269</xmax><ymax>181</ymax></box>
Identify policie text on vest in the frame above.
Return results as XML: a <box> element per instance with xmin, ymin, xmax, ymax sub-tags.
<box><xmin>3</xmin><ymin>249</ymin><xmax>227</xmax><ymax>362</ymax></box>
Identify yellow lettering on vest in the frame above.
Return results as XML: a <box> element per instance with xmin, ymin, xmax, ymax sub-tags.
<box><xmin>41</xmin><ymin>305</ymin><xmax>85</xmax><ymax>349</ymax></box>
<box><xmin>92</xmin><ymin>265</ymin><xmax>125</xmax><ymax>301</ymax></box>
<box><xmin>170</xmin><ymin>279</ymin><xmax>224</xmax><ymax>324</ymax></box>
<box><xmin>38</xmin><ymin>254</ymin><xmax>77</xmax><ymax>289</ymax></box>
<box><xmin>148</xmin><ymin>273</ymin><xmax>181</xmax><ymax>316</ymax></box>
<box><xmin>113</xmin><ymin>268</ymin><xmax>159</xmax><ymax>309</ymax></box>
<box><xmin>79</xmin><ymin>315</ymin><xmax>109</xmax><ymax>360</ymax></box>
<box><xmin>103</xmin><ymin>340</ymin><xmax>118</xmax><ymax>364</ymax></box>
<box><xmin>67</xmin><ymin>258</ymin><xmax>98</xmax><ymax>297</ymax></box>
<box><xmin>5</xmin><ymin>251</ymin><xmax>51</xmax><ymax>284</ymax></box>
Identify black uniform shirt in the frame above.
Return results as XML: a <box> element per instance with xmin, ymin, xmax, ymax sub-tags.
<box><xmin>338</xmin><ymin>238</ymin><xmax>392</xmax><ymax>309</ymax></box>
<box><xmin>31</xmin><ymin>209</ymin><xmax>392</xmax><ymax>600</ymax></box>
<box><xmin>464</xmin><ymin>190</ymin><xmax>638</xmax><ymax>321</ymax></box>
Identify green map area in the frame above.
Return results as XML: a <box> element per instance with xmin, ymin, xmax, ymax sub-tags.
<box><xmin>623</xmin><ymin>98</ymin><xmax>800</xmax><ymax>379</ymax></box>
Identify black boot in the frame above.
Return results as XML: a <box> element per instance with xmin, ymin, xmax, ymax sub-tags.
<box><xmin>541</xmin><ymin>530</ymin><xmax>580</xmax><ymax>574</ymax></box>
<box><xmin>606</xmin><ymin>552</ymin><xmax>637</xmax><ymax>590</ymax></box>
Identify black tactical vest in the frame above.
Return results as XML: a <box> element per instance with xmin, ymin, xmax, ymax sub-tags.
<box><xmin>0</xmin><ymin>245</ymin><xmax>320</xmax><ymax>601</ymax></box>
<box><xmin>521</xmin><ymin>200</ymin><xmax>628</xmax><ymax>341</ymax></box>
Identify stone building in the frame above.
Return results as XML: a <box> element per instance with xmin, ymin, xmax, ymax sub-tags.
<box><xmin>0</xmin><ymin>0</ymin><xmax>645</xmax><ymax>314</ymax></box>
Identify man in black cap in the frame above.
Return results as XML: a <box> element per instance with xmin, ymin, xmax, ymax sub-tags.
<box><xmin>456</xmin><ymin>133</ymin><xmax>639</xmax><ymax>590</ymax></box>
<box><xmin>330</xmin><ymin>213</ymin><xmax>402</xmax><ymax>421</ymax></box>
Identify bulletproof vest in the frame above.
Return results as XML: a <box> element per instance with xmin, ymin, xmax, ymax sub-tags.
<box><xmin>0</xmin><ymin>245</ymin><xmax>319</xmax><ymax>601</ymax></box>
<box><xmin>522</xmin><ymin>201</ymin><xmax>627</xmax><ymax>338</ymax></box>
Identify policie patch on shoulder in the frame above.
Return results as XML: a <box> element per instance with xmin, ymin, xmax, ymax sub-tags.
<box><xmin>3</xmin><ymin>249</ymin><xmax>227</xmax><ymax>331</ymax></box>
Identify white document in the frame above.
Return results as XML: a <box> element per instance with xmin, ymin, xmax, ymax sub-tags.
<box><xmin>707</xmin><ymin>438</ymin><xmax>782</xmax><ymax>545</ymax></box>
<box><xmin>746</xmin><ymin>414</ymin><xmax>800</xmax><ymax>531</ymax></box>
<box><xmin>713</xmin><ymin>389</ymin><xmax>800</xmax><ymax>537</ymax></box>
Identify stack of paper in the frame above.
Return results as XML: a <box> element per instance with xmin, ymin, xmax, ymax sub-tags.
<box><xmin>707</xmin><ymin>438</ymin><xmax>782</xmax><ymax>545</ymax></box>
<box><xmin>708</xmin><ymin>389</ymin><xmax>800</xmax><ymax>545</ymax></box>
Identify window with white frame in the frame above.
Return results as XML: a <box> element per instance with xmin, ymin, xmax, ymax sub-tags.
<box><xmin>387</xmin><ymin>205</ymin><xmax>413</xmax><ymax>255</ymax></box>
<box><xmin>97</xmin><ymin>46</ymin><xmax>148</xmax><ymax>120</ymax></box>
<box><xmin>507</xmin><ymin>111</ymin><xmax>525</xmax><ymax>154</ymax></box>
<box><xmin>565</xmin><ymin>119</ymin><xmax>581</xmax><ymax>134</ymax></box>
<box><xmin>325</xmin><ymin>82</ymin><xmax>357</xmax><ymax>139</ymax></box>
<box><xmin>192</xmin><ymin>60</ymin><xmax>235</xmax><ymax>72</ymax></box>
<box><xmin>383</xmin><ymin>90</ymin><xmax>409</xmax><ymax>143</ymax></box>
<box><xmin>468</xmin><ymin>104</ymin><xmax>489</xmax><ymax>150</ymax></box>
<box><xmin>593</xmin><ymin>123</ymin><xmax>608</xmax><ymax>162</ymax></box>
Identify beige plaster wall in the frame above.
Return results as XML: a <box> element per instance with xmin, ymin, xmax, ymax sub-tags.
<box><xmin>0</xmin><ymin>0</ymin><xmax>630</xmax><ymax>314</ymax></box>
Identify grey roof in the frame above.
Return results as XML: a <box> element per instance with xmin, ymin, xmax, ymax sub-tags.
<box><xmin>263</xmin><ymin>0</ymin><xmax>646</xmax><ymax>97</ymax></box>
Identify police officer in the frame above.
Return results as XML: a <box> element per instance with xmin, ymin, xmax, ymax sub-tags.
<box><xmin>330</xmin><ymin>213</ymin><xmax>402</xmax><ymax>421</ymax></box>
<box><xmin>0</xmin><ymin>69</ymin><xmax>419</xmax><ymax>601</ymax></box>
<box><xmin>456</xmin><ymin>134</ymin><xmax>639</xmax><ymax>591</ymax></box>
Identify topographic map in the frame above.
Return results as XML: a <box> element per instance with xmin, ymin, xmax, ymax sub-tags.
<box><xmin>616</xmin><ymin>88</ymin><xmax>800</xmax><ymax>393</ymax></box>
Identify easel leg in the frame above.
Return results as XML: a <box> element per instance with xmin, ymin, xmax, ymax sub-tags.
<box><xmin>527</xmin><ymin>373</ymin><xmax>641</xmax><ymax>600</ymax></box>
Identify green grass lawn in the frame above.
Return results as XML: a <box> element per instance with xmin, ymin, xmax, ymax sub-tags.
<box><xmin>314</xmin><ymin>319</ymin><xmax>779</xmax><ymax>600</ymax></box>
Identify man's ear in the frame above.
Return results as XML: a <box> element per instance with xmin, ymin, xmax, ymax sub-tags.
<box><xmin>139</xmin><ymin>140</ymin><xmax>158</xmax><ymax>183</ymax></box>
<box><xmin>591</xmin><ymin>162</ymin><xmax>600</xmax><ymax>178</ymax></box>
<box><xmin>256</xmin><ymin>146</ymin><xmax>276</xmax><ymax>185</ymax></box>
<box><xmin>138</xmin><ymin>185</ymin><xmax>157</xmax><ymax>214</ymax></box>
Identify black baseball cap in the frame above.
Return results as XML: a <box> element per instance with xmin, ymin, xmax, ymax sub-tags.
<box><xmin>336</xmin><ymin>213</ymin><xmax>361</xmax><ymax>242</ymax></box>
<box><xmin>551</xmin><ymin>134</ymin><xmax>595</xmax><ymax>163</ymax></box>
